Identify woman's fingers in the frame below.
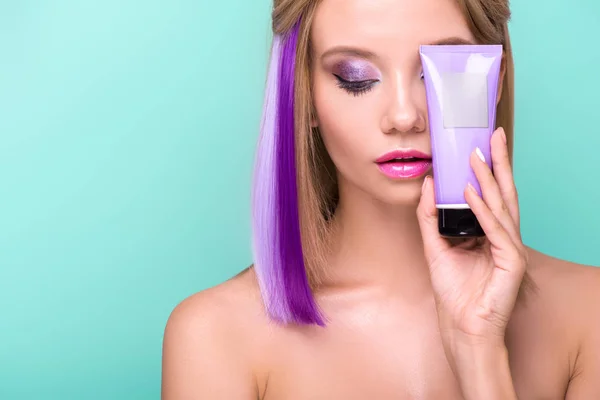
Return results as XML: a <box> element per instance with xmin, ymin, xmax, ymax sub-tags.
<box><xmin>469</xmin><ymin>137</ymin><xmax>521</xmax><ymax>246</ymax></box>
<box><xmin>464</xmin><ymin>182</ymin><xmax>521</xmax><ymax>263</ymax></box>
<box><xmin>490</xmin><ymin>127</ymin><xmax>521</xmax><ymax>233</ymax></box>
<box><xmin>417</xmin><ymin>175</ymin><xmax>451</xmax><ymax>267</ymax></box>
<box><xmin>418</xmin><ymin>126</ymin><xmax>524</xmax><ymax>264</ymax></box>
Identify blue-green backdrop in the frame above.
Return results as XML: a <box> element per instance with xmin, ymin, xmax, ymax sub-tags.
<box><xmin>0</xmin><ymin>1</ymin><xmax>598</xmax><ymax>399</ymax></box>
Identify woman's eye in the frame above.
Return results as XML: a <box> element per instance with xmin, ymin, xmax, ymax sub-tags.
<box><xmin>334</xmin><ymin>74</ymin><xmax>378</xmax><ymax>97</ymax></box>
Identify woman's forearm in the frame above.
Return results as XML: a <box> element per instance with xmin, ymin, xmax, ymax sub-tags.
<box><xmin>451</xmin><ymin>341</ymin><xmax>518</xmax><ymax>400</ymax></box>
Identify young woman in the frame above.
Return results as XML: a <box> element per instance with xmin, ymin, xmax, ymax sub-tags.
<box><xmin>162</xmin><ymin>0</ymin><xmax>600</xmax><ymax>398</ymax></box>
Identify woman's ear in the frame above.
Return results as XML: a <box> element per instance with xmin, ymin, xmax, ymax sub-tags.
<box><xmin>496</xmin><ymin>53</ymin><xmax>507</xmax><ymax>106</ymax></box>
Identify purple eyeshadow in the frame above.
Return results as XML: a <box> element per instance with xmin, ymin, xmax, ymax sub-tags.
<box><xmin>333</xmin><ymin>60</ymin><xmax>380</xmax><ymax>81</ymax></box>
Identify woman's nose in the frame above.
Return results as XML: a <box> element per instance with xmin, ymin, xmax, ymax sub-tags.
<box><xmin>380</xmin><ymin>75</ymin><xmax>427</xmax><ymax>135</ymax></box>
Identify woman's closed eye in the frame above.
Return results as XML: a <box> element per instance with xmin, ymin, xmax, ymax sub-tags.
<box><xmin>329</xmin><ymin>58</ymin><xmax>381</xmax><ymax>97</ymax></box>
<box><xmin>334</xmin><ymin>74</ymin><xmax>379</xmax><ymax>97</ymax></box>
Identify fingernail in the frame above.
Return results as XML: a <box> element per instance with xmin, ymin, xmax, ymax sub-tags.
<box><xmin>421</xmin><ymin>175</ymin><xmax>430</xmax><ymax>195</ymax></box>
<box><xmin>499</xmin><ymin>127</ymin><xmax>507</xmax><ymax>144</ymax></box>
<box><xmin>475</xmin><ymin>147</ymin><xmax>486</xmax><ymax>163</ymax></box>
<box><xmin>467</xmin><ymin>182</ymin><xmax>478</xmax><ymax>195</ymax></box>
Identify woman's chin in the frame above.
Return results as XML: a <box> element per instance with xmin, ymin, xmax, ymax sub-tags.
<box><xmin>382</xmin><ymin>191</ymin><xmax>423</xmax><ymax>208</ymax></box>
<box><xmin>368</xmin><ymin>185</ymin><xmax>425</xmax><ymax>208</ymax></box>
<box><xmin>340</xmin><ymin>174</ymin><xmax>428</xmax><ymax>208</ymax></box>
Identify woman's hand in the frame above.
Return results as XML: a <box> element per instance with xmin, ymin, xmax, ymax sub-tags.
<box><xmin>416</xmin><ymin>127</ymin><xmax>526</xmax><ymax>398</ymax></box>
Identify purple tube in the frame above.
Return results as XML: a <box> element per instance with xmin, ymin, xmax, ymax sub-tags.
<box><xmin>419</xmin><ymin>44</ymin><xmax>503</xmax><ymax>237</ymax></box>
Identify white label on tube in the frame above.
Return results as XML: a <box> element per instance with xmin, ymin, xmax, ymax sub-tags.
<box><xmin>441</xmin><ymin>72</ymin><xmax>488</xmax><ymax>128</ymax></box>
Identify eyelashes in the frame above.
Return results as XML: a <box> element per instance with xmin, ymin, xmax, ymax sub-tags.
<box><xmin>333</xmin><ymin>74</ymin><xmax>379</xmax><ymax>97</ymax></box>
<box><xmin>333</xmin><ymin>72</ymin><xmax>425</xmax><ymax>97</ymax></box>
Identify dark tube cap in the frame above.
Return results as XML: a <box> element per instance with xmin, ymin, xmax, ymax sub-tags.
<box><xmin>438</xmin><ymin>208</ymin><xmax>485</xmax><ymax>238</ymax></box>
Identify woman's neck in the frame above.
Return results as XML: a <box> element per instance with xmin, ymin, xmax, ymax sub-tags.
<box><xmin>320</xmin><ymin>183</ymin><xmax>433</xmax><ymax>300</ymax></box>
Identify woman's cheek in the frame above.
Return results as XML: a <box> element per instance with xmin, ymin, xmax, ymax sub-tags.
<box><xmin>316</xmin><ymin>103</ymin><xmax>375</xmax><ymax>173</ymax></box>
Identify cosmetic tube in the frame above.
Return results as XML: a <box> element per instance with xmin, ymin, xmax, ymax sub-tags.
<box><xmin>419</xmin><ymin>44</ymin><xmax>503</xmax><ymax>237</ymax></box>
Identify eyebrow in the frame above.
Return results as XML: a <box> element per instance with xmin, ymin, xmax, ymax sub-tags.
<box><xmin>427</xmin><ymin>37</ymin><xmax>476</xmax><ymax>46</ymax></box>
<box><xmin>320</xmin><ymin>37</ymin><xmax>476</xmax><ymax>60</ymax></box>
<box><xmin>320</xmin><ymin>46</ymin><xmax>376</xmax><ymax>61</ymax></box>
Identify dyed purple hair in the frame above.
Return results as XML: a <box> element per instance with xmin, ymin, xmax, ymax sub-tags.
<box><xmin>251</xmin><ymin>20</ymin><xmax>326</xmax><ymax>326</ymax></box>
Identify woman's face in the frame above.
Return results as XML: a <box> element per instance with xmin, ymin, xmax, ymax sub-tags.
<box><xmin>311</xmin><ymin>0</ymin><xmax>477</xmax><ymax>207</ymax></box>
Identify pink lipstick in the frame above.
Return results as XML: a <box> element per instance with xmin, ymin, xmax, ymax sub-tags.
<box><xmin>375</xmin><ymin>149</ymin><xmax>432</xmax><ymax>179</ymax></box>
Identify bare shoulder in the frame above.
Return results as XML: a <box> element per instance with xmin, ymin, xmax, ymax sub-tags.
<box><xmin>523</xmin><ymin>247</ymin><xmax>600</xmax><ymax>398</ymax></box>
<box><xmin>526</xmin><ymin>246</ymin><xmax>600</xmax><ymax>310</ymax></box>
<box><xmin>161</xmin><ymin>266</ymin><xmax>271</xmax><ymax>399</ymax></box>
<box><xmin>164</xmin><ymin>265</ymin><xmax>267</xmax><ymax>330</ymax></box>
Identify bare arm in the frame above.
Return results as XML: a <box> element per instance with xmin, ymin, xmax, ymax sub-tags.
<box><xmin>565</xmin><ymin>266</ymin><xmax>600</xmax><ymax>399</ymax></box>
<box><xmin>450</xmin><ymin>342</ymin><xmax>517</xmax><ymax>400</ymax></box>
<box><xmin>161</xmin><ymin>292</ymin><xmax>258</xmax><ymax>399</ymax></box>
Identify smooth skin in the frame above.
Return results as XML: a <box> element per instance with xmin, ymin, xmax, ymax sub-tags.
<box><xmin>161</xmin><ymin>0</ymin><xmax>600</xmax><ymax>398</ymax></box>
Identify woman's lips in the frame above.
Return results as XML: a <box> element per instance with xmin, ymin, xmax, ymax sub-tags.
<box><xmin>375</xmin><ymin>149</ymin><xmax>432</xmax><ymax>179</ymax></box>
<box><xmin>376</xmin><ymin>159</ymin><xmax>432</xmax><ymax>179</ymax></box>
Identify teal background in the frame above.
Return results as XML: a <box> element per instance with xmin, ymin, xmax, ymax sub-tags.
<box><xmin>0</xmin><ymin>1</ymin><xmax>598</xmax><ymax>399</ymax></box>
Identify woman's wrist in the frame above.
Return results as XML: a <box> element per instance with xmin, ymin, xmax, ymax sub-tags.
<box><xmin>448</xmin><ymin>337</ymin><xmax>517</xmax><ymax>400</ymax></box>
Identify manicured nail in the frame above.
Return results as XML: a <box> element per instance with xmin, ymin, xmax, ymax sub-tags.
<box><xmin>421</xmin><ymin>175</ymin><xmax>430</xmax><ymax>195</ymax></box>
<box><xmin>499</xmin><ymin>127</ymin><xmax>507</xmax><ymax>144</ymax></box>
<box><xmin>467</xmin><ymin>182</ymin><xmax>478</xmax><ymax>195</ymax></box>
<box><xmin>475</xmin><ymin>147</ymin><xmax>486</xmax><ymax>163</ymax></box>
